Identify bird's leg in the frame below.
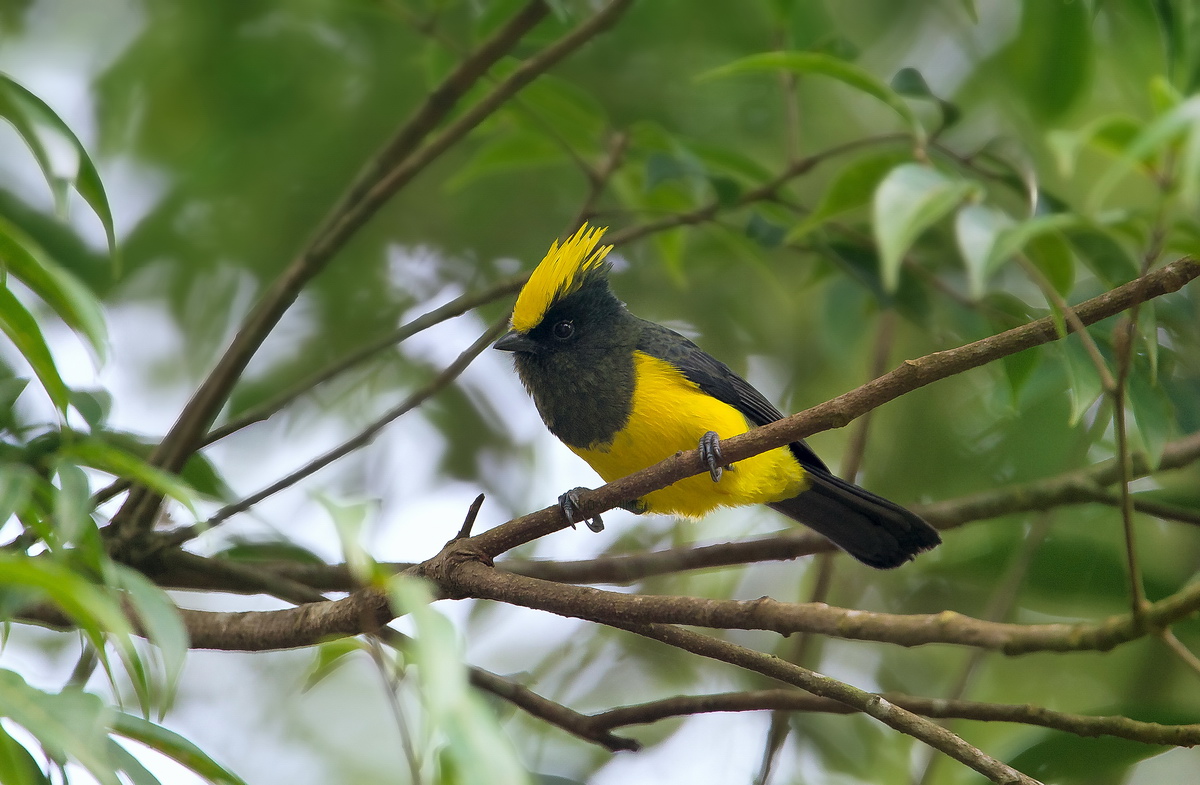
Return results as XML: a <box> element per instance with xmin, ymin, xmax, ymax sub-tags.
<box><xmin>699</xmin><ymin>430</ymin><xmax>726</xmax><ymax>482</ymax></box>
<box><xmin>559</xmin><ymin>487</ymin><xmax>604</xmax><ymax>532</ymax></box>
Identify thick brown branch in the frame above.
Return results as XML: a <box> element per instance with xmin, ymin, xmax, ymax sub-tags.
<box><xmin>589</xmin><ymin>689</ymin><xmax>1200</xmax><ymax>747</ymax></box>
<box><xmin>436</xmin><ymin>560</ymin><xmax>1200</xmax><ymax>656</ymax></box>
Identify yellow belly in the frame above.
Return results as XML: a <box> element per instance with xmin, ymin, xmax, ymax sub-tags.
<box><xmin>569</xmin><ymin>351</ymin><xmax>809</xmax><ymax>516</ymax></box>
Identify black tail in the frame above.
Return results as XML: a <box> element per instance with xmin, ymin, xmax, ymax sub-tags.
<box><xmin>769</xmin><ymin>469</ymin><xmax>940</xmax><ymax>569</ymax></box>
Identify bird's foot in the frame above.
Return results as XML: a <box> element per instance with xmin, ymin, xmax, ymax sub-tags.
<box><xmin>559</xmin><ymin>487</ymin><xmax>604</xmax><ymax>532</ymax></box>
<box><xmin>699</xmin><ymin>430</ymin><xmax>726</xmax><ymax>482</ymax></box>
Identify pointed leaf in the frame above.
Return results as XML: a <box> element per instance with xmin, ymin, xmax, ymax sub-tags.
<box><xmin>873</xmin><ymin>164</ymin><xmax>978</xmax><ymax>291</ymax></box>
<box><xmin>0</xmin><ymin>286</ymin><xmax>69</xmax><ymax>413</ymax></box>
<box><xmin>700</xmin><ymin>52</ymin><xmax>926</xmax><ymax>147</ymax></box>
<box><xmin>111</xmin><ymin>713</ymin><xmax>248</xmax><ymax>785</ymax></box>
<box><xmin>787</xmin><ymin>152</ymin><xmax>908</xmax><ymax>241</ymax></box>
<box><xmin>0</xmin><ymin>217</ymin><xmax>107</xmax><ymax>361</ymax></box>
<box><xmin>0</xmin><ymin>74</ymin><xmax>117</xmax><ymax>258</ymax></box>
<box><xmin>954</xmin><ymin>203</ymin><xmax>1013</xmax><ymax>299</ymax></box>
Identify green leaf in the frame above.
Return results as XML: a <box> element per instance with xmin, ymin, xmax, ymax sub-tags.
<box><xmin>58</xmin><ymin>438</ymin><xmax>197</xmax><ymax>515</ymax></box>
<box><xmin>108</xmin><ymin>564</ymin><xmax>189</xmax><ymax>714</ymax></box>
<box><xmin>873</xmin><ymin>164</ymin><xmax>978</xmax><ymax>291</ymax></box>
<box><xmin>0</xmin><ymin>285</ymin><xmax>70</xmax><ymax>414</ymax></box>
<box><xmin>1047</xmin><ymin>114</ymin><xmax>1141</xmax><ymax>179</ymax></box>
<box><xmin>52</xmin><ymin>460</ymin><xmax>92</xmax><ymax>543</ymax></box>
<box><xmin>0</xmin><ymin>672</ymin><xmax>117</xmax><ymax>785</ymax></box>
<box><xmin>699</xmin><ymin>52</ymin><xmax>926</xmax><ymax>147</ymax></box>
<box><xmin>0</xmin><ymin>216</ymin><xmax>107</xmax><ymax>361</ymax></box>
<box><xmin>319</xmin><ymin>494</ymin><xmax>378</xmax><ymax>585</ymax></box>
<box><xmin>0</xmin><ymin>463</ymin><xmax>37</xmax><ymax>525</ymax></box>
<box><xmin>111</xmin><ymin>713</ymin><xmax>248</xmax><ymax>785</ymax></box>
<box><xmin>745</xmin><ymin>212</ymin><xmax>785</xmax><ymax>248</ymax></box>
<box><xmin>954</xmin><ymin>203</ymin><xmax>1014</xmax><ymax>299</ymax></box>
<box><xmin>1062</xmin><ymin>338</ymin><xmax>1105</xmax><ymax>426</ymax></box>
<box><xmin>1001</xmin><ymin>346</ymin><xmax>1041</xmax><ymax>405</ymax></box>
<box><xmin>986</xmin><ymin>213</ymin><xmax>1083</xmax><ymax>279</ymax></box>
<box><xmin>304</xmin><ymin>637</ymin><xmax>370</xmax><ymax>691</ymax></box>
<box><xmin>0</xmin><ymin>74</ymin><xmax>117</xmax><ymax>258</ymax></box>
<box><xmin>390</xmin><ymin>576</ymin><xmax>530</xmax><ymax>785</ymax></box>
<box><xmin>1026</xmin><ymin>230</ymin><xmax>1076</xmax><ymax>297</ymax></box>
<box><xmin>68</xmin><ymin>389</ymin><xmax>113</xmax><ymax>430</ymax></box>
<box><xmin>0</xmin><ymin>722</ymin><xmax>48</xmax><ymax>785</ymax></box>
<box><xmin>787</xmin><ymin>152</ymin><xmax>909</xmax><ymax>241</ymax></box>
<box><xmin>106</xmin><ymin>738</ymin><xmax>161</xmax><ymax>785</ymax></box>
<box><xmin>1066</xmin><ymin>227</ymin><xmax>1139</xmax><ymax>286</ymax></box>
<box><xmin>447</xmin><ymin>130</ymin><xmax>565</xmax><ymax>191</ymax></box>
<box><xmin>1089</xmin><ymin>96</ymin><xmax>1200</xmax><ymax>212</ymax></box>
<box><xmin>1128</xmin><ymin>370</ymin><xmax>1174</xmax><ymax>469</ymax></box>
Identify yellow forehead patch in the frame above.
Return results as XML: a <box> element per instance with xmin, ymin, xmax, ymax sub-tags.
<box><xmin>511</xmin><ymin>224</ymin><xmax>614</xmax><ymax>332</ymax></box>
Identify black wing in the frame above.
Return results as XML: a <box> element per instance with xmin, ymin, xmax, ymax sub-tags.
<box><xmin>635</xmin><ymin>320</ymin><xmax>831</xmax><ymax>474</ymax></box>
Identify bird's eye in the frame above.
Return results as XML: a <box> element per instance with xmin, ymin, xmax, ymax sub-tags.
<box><xmin>552</xmin><ymin>320</ymin><xmax>575</xmax><ymax>340</ymax></box>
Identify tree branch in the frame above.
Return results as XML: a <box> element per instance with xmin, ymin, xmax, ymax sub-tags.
<box><xmin>589</xmin><ymin>689</ymin><xmax>1200</xmax><ymax>747</ymax></box>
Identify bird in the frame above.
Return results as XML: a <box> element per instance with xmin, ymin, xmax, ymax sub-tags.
<box><xmin>494</xmin><ymin>224</ymin><xmax>940</xmax><ymax>569</ymax></box>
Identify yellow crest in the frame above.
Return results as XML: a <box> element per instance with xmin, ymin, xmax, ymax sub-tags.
<box><xmin>511</xmin><ymin>224</ymin><xmax>614</xmax><ymax>332</ymax></box>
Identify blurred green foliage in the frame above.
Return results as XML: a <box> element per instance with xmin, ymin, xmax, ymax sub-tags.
<box><xmin>2</xmin><ymin>0</ymin><xmax>1200</xmax><ymax>783</ymax></box>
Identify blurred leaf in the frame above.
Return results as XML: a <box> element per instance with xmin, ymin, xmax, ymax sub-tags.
<box><xmin>745</xmin><ymin>212</ymin><xmax>785</xmax><ymax>248</ymax></box>
<box><xmin>111</xmin><ymin>713</ymin><xmax>248</xmax><ymax>785</ymax></box>
<box><xmin>1001</xmin><ymin>346</ymin><xmax>1041</xmax><ymax>406</ymax></box>
<box><xmin>68</xmin><ymin>389</ymin><xmax>112</xmax><ymax>430</ymax></box>
<box><xmin>319</xmin><ymin>494</ymin><xmax>378</xmax><ymax>585</ymax></box>
<box><xmin>1026</xmin><ymin>231</ymin><xmax>1076</xmax><ymax>297</ymax></box>
<box><xmin>0</xmin><ymin>285</ymin><xmax>70</xmax><ymax>414</ymax></box>
<box><xmin>1066</xmin><ymin>227</ymin><xmax>1139</xmax><ymax>286</ymax></box>
<box><xmin>448</xmin><ymin>131</ymin><xmax>566</xmax><ymax>191</ymax></box>
<box><xmin>52</xmin><ymin>460</ymin><xmax>92</xmax><ymax>543</ymax></box>
<box><xmin>304</xmin><ymin>637</ymin><xmax>370</xmax><ymax>692</ymax></box>
<box><xmin>0</xmin><ymin>216</ymin><xmax>107</xmax><ymax>361</ymax></box>
<box><xmin>1047</xmin><ymin>114</ymin><xmax>1142</xmax><ymax>178</ymax></box>
<box><xmin>873</xmin><ymin>164</ymin><xmax>978</xmax><ymax>291</ymax></box>
<box><xmin>890</xmin><ymin>67</ymin><xmax>932</xmax><ymax>98</ymax></box>
<box><xmin>108</xmin><ymin>564</ymin><xmax>188</xmax><ymax>714</ymax></box>
<box><xmin>787</xmin><ymin>151</ymin><xmax>908</xmax><ymax>241</ymax></box>
<box><xmin>1128</xmin><ymin>369</ymin><xmax>1174</xmax><ymax>468</ymax></box>
<box><xmin>0</xmin><ymin>671</ymin><xmax>117</xmax><ymax>785</ymax></box>
<box><xmin>0</xmin><ymin>722</ymin><xmax>48</xmax><ymax>785</ymax></box>
<box><xmin>954</xmin><ymin>203</ymin><xmax>1014</xmax><ymax>299</ymax></box>
<box><xmin>1007</xmin><ymin>726</ymin><xmax>1166</xmax><ymax>783</ymax></box>
<box><xmin>1089</xmin><ymin>96</ymin><xmax>1200</xmax><ymax>211</ymax></box>
<box><xmin>0</xmin><ymin>74</ymin><xmax>117</xmax><ymax>257</ymax></box>
<box><xmin>58</xmin><ymin>438</ymin><xmax>197</xmax><ymax>515</ymax></box>
<box><xmin>105</xmin><ymin>739</ymin><xmax>161</xmax><ymax>785</ymax></box>
<box><xmin>1062</xmin><ymin>337</ymin><xmax>1105</xmax><ymax>426</ymax></box>
<box><xmin>391</xmin><ymin>576</ymin><xmax>529</xmax><ymax>785</ymax></box>
<box><xmin>1003</xmin><ymin>0</ymin><xmax>1092</xmax><ymax>122</ymax></box>
<box><xmin>0</xmin><ymin>463</ymin><xmax>36</xmax><ymax>525</ymax></box>
<box><xmin>700</xmin><ymin>51</ymin><xmax>926</xmax><ymax>147</ymax></box>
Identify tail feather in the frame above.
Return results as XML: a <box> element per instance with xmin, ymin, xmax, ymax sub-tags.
<box><xmin>770</xmin><ymin>470</ymin><xmax>940</xmax><ymax>569</ymax></box>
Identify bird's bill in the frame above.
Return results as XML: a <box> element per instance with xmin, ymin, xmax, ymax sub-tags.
<box><xmin>494</xmin><ymin>330</ymin><xmax>540</xmax><ymax>354</ymax></box>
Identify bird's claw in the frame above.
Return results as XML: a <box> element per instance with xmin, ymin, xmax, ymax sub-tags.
<box><xmin>559</xmin><ymin>487</ymin><xmax>604</xmax><ymax>532</ymax></box>
<box><xmin>699</xmin><ymin>430</ymin><xmax>725</xmax><ymax>482</ymax></box>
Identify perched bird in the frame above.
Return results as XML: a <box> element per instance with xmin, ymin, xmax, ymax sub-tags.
<box><xmin>494</xmin><ymin>225</ymin><xmax>940</xmax><ymax>568</ymax></box>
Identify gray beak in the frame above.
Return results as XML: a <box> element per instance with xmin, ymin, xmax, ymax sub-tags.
<box><xmin>494</xmin><ymin>330</ymin><xmax>539</xmax><ymax>354</ymax></box>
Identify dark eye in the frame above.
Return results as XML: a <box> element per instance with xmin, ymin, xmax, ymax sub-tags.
<box><xmin>552</xmin><ymin>320</ymin><xmax>575</xmax><ymax>340</ymax></box>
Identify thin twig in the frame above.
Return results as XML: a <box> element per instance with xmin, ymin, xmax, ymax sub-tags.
<box><xmin>610</xmin><ymin>622</ymin><xmax>1041</xmax><ymax>784</ymax></box>
<box><xmin>163</xmin><ymin>318</ymin><xmax>507</xmax><ymax>549</ymax></box>
<box><xmin>456</xmin><ymin>494</ymin><xmax>486</xmax><ymax>541</ymax></box>
<box><xmin>588</xmin><ymin>688</ymin><xmax>1200</xmax><ymax>746</ymax></box>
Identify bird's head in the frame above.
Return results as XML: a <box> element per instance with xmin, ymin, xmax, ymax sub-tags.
<box><xmin>494</xmin><ymin>224</ymin><xmax>632</xmax><ymax>360</ymax></box>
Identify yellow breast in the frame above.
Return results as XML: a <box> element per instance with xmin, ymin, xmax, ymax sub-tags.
<box><xmin>569</xmin><ymin>351</ymin><xmax>809</xmax><ymax>516</ymax></box>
